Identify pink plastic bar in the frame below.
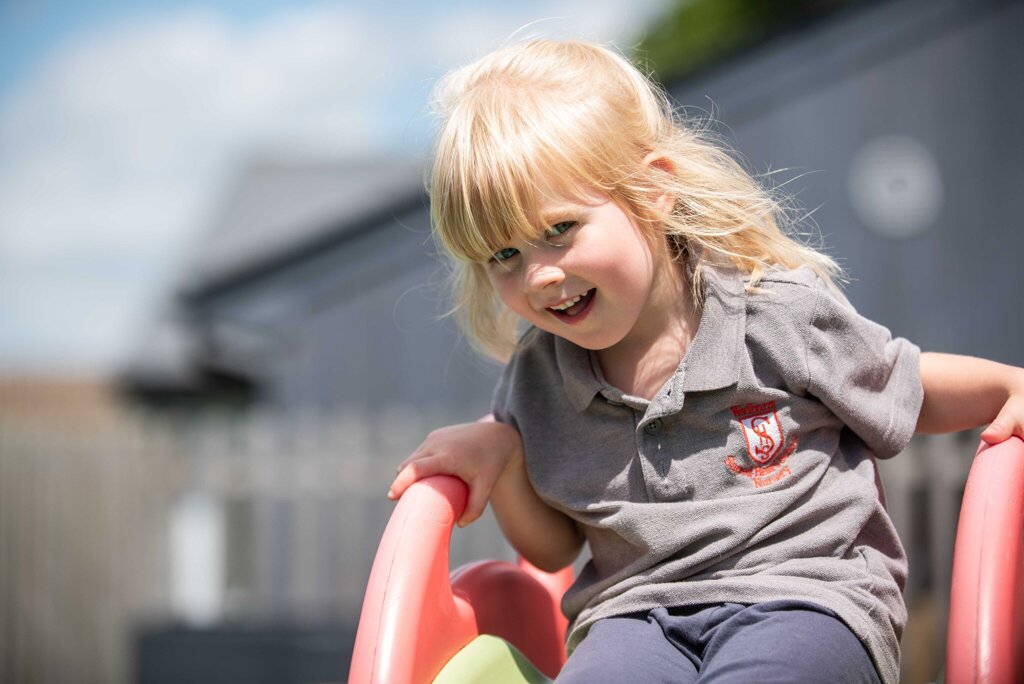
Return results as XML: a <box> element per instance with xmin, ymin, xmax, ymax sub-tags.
<box><xmin>348</xmin><ymin>475</ymin><xmax>573</xmax><ymax>683</ymax></box>
<box><xmin>946</xmin><ymin>437</ymin><xmax>1024</xmax><ymax>684</ymax></box>
<box><xmin>449</xmin><ymin>558</ymin><xmax>570</xmax><ymax>678</ymax></box>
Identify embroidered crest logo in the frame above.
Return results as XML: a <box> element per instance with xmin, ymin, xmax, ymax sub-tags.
<box><xmin>725</xmin><ymin>401</ymin><xmax>798</xmax><ymax>488</ymax></box>
<box><xmin>731</xmin><ymin>401</ymin><xmax>784</xmax><ymax>465</ymax></box>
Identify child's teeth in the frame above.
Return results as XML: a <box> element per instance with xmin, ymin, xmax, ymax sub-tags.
<box><xmin>551</xmin><ymin>294</ymin><xmax>582</xmax><ymax>311</ymax></box>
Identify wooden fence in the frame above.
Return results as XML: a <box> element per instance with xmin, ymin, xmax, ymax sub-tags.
<box><xmin>0</xmin><ymin>409</ymin><xmax>980</xmax><ymax>684</ymax></box>
<box><xmin>0</xmin><ymin>407</ymin><xmax>512</xmax><ymax>684</ymax></box>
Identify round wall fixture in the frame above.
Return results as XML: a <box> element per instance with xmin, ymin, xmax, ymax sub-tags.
<box><xmin>847</xmin><ymin>135</ymin><xmax>943</xmax><ymax>238</ymax></box>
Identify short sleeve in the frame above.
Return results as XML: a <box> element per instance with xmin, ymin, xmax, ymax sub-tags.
<box><xmin>490</xmin><ymin>358</ymin><xmax>518</xmax><ymax>429</ymax></box>
<box><xmin>805</xmin><ymin>286</ymin><xmax>924</xmax><ymax>459</ymax></box>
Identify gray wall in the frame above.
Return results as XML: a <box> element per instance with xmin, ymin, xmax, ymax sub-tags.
<box><xmin>194</xmin><ymin>202</ymin><xmax>499</xmax><ymax>418</ymax></box>
<box><xmin>669</xmin><ymin>0</ymin><xmax>1023</xmax><ymax>364</ymax></box>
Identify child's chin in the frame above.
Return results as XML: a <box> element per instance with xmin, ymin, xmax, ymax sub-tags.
<box><xmin>555</xmin><ymin>330</ymin><xmax>621</xmax><ymax>352</ymax></box>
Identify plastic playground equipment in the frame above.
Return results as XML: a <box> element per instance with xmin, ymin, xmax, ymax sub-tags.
<box><xmin>946</xmin><ymin>437</ymin><xmax>1024</xmax><ymax>683</ymax></box>
<box><xmin>349</xmin><ymin>437</ymin><xmax>1024</xmax><ymax>684</ymax></box>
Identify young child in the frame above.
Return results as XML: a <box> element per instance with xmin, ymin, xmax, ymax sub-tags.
<box><xmin>387</xmin><ymin>39</ymin><xmax>1024</xmax><ymax>683</ymax></box>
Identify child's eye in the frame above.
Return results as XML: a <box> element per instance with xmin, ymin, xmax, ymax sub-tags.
<box><xmin>490</xmin><ymin>247</ymin><xmax>520</xmax><ymax>263</ymax></box>
<box><xmin>545</xmin><ymin>220</ymin><xmax>577</xmax><ymax>241</ymax></box>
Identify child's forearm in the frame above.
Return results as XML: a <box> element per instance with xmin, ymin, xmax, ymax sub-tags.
<box><xmin>490</xmin><ymin>454</ymin><xmax>585</xmax><ymax>572</ymax></box>
<box><xmin>917</xmin><ymin>352</ymin><xmax>1024</xmax><ymax>441</ymax></box>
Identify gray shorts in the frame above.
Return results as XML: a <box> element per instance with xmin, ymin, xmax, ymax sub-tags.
<box><xmin>556</xmin><ymin>600</ymin><xmax>882</xmax><ymax>684</ymax></box>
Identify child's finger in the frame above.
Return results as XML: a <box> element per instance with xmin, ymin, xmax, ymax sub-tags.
<box><xmin>981</xmin><ymin>422</ymin><xmax>1010</xmax><ymax>444</ymax></box>
<box><xmin>458</xmin><ymin>482</ymin><xmax>491</xmax><ymax>527</ymax></box>
<box><xmin>981</xmin><ymin>396</ymin><xmax>1024</xmax><ymax>445</ymax></box>
<box><xmin>390</xmin><ymin>445</ymin><xmax>438</xmax><ymax>487</ymax></box>
<box><xmin>393</xmin><ymin>448</ymin><xmax>428</xmax><ymax>474</ymax></box>
<box><xmin>386</xmin><ymin>456</ymin><xmax>445</xmax><ymax>500</ymax></box>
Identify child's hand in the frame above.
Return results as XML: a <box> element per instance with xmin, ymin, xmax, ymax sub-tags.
<box><xmin>981</xmin><ymin>392</ymin><xmax>1024</xmax><ymax>444</ymax></box>
<box><xmin>386</xmin><ymin>419</ymin><xmax>525</xmax><ymax>527</ymax></box>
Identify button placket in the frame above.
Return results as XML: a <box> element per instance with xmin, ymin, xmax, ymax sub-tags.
<box><xmin>629</xmin><ymin>408</ymin><xmax>656</xmax><ymax>502</ymax></box>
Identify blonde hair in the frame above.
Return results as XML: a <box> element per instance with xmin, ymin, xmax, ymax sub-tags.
<box><xmin>429</xmin><ymin>39</ymin><xmax>841</xmax><ymax>361</ymax></box>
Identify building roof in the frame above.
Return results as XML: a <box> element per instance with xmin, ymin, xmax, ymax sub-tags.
<box><xmin>180</xmin><ymin>156</ymin><xmax>426</xmax><ymax>299</ymax></box>
<box><xmin>121</xmin><ymin>156</ymin><xmax>427</xmax><ymax>400</ymax></box>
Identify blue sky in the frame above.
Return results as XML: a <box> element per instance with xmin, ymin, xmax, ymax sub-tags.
<box><xmin>0</xmin><ymin>0</ymin><xmax>669</xmax><ymax>375</ymax></box>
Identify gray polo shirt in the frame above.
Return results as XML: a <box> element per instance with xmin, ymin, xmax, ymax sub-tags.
<box><xmin>491</xmin><ymin>264</ymin><xmax>923</xmax><ymax>684</ymax></box>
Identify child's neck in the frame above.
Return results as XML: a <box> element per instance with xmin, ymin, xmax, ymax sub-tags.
<box><xmin>596</xmin><ymin>260</ymin><xmax>700</xmax><ymax>401</ymax></box>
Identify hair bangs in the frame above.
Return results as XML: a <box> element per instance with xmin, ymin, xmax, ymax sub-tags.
<box><xmin>432</xmin><ymin>84</ymin><xmax>610</xmax><ymax>263</ymax></box>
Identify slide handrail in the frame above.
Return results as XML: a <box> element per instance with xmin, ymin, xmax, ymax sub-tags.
<box><xmin>946</xmin><ymin>437</ymin><xmax>1024</xmax><ymax>684</ymax></box>
<box><xmin>349</xmin><ymin>476</ymin><xmax>478</xmax><ymax>684</ymax></box>
<box><xmin>348</xmin><ymin>475</ymin><xmax>572</xmax><ymax>683</ymax></box>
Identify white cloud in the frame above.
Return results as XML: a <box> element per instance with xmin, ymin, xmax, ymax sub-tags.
<box><xmin>0</xmin><ymin>0</ymin><xmax>670</xmax><ymax>373</ymax></box>
<box><xmin>0</xmin><ymin>5</ymin><xmax>390</xmax><ymax>258</ymax></box>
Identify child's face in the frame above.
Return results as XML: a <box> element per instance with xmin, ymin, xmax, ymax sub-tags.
<box><xmin>485</xmin><ymin>188</ymin><xmax>673</xmax><ymax>353</ymax></box>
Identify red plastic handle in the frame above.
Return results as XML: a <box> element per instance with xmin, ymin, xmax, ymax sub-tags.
<box><xmin>349</xmin><ymin>476</ymin><xmax>478</xmax><ymax>684</ymax></box>
<box><xmin>946</xmin><ymin>437</ymin><xmax>1024</xmax><ymax>684</ymax></box>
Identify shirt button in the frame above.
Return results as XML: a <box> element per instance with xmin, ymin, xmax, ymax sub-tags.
<box><xmin>644</xmin><ymin>418</ymin><xmax>663</xmax><ymax>435</ymax></box>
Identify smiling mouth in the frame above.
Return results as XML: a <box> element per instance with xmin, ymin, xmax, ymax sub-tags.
<box><xmin>548</xmin><ymin>288</ymin><xmax>595</xmax><ymax>319</ymax></box>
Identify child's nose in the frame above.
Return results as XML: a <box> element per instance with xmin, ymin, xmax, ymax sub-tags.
<box><xmin>524</xmin><ymin>263</ymin><xmax>564</xmax><ymax>292</ymax></box>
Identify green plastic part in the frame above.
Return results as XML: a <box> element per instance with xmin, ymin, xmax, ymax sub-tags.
<box><xmin>432</xmin><ymin>634</ymin><xmax>555</xmax><ymax>684</ymax></box>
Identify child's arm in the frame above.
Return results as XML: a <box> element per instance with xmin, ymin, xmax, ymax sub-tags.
<box><xmin>917</xmin><ymin>352</ymin><xmax>1024</xmax><ymax>444</ymax></box>
<box><xmin>387</xmin><ymin>416</ymin><xmax>584</xmax><ymax>572</ymax></box>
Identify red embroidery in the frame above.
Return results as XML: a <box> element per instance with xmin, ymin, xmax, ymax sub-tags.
<box><xmin>725</xmin><ymin>437</ymin><xmax>800</xmax><ymax>488</ymax></box>
<box><xmin>731</xmin><ymin>401</ymin><xmax>784</xmax><ymax>464</ymax></box>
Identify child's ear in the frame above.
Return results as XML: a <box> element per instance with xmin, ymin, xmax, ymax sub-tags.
<box><xmin>642</xmin><ymin>152</ymin><xmax>675</xmax><ymax>215</ymax></box>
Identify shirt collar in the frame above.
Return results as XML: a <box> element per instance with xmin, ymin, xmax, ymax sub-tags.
<box><xmin>678</xmin><ymin>262</ymin><xmax>747</xmax><ymax>393</ymax></box>
<box><xmin>555</xmin><ymin>334</ymin><xmax>607</xmax><ymax>412</ymax></box>
<box><xmin>555</xmin><ymin>262</ymin><xmax>747</xmax><ymax>413</ymax></box>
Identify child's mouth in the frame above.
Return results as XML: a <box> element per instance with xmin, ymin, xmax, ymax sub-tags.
<box><xmin>548</xmin><ymin>288</ymin><xmax>596</xmax><ymax>322</ymax></box>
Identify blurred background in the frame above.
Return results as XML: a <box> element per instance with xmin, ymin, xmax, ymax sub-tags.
<box><xmin>1</xmin><ymin>0</ymin><xmax>1021</xmax><ymax>682</ymax></box>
